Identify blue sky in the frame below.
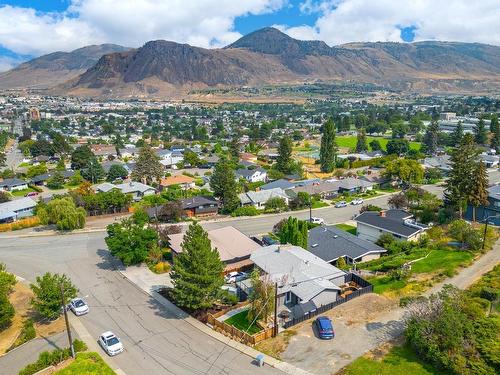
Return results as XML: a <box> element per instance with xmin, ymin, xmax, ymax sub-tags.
<box><xmin>0</xmin><ymin>0</ymin><xmax>497</xmax><ymax>71</ymax></box>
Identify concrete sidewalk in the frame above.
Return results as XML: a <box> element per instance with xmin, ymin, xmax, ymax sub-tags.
<box><xmin>0</xmin><ymin>331</ymin><xmax>76</xmax><ymax>374</ymax></box>
<box><xmin>119</xmin><ymin>267</ymin><xmax>313</xmax><ymax>375</ymax></box>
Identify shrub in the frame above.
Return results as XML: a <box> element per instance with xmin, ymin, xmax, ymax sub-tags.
<box><xmin>9</xmin><ymin>319</ymin><xmax>36</xmax><ymax>350</ymax></box>
<box><xmin>231</xmin><ymin>206</ymin><xmax>260</xmax><ymax>217</ymax></box>
<box><xmin>18</xmin><ymin>340</ymin><xmax>87</xmax><ymax>375</ymax></box>
<box><xmin>375</xmin><ymin>233</ymin><xmax>395</xmax><ymax>249</ymax></box>
<box><xmin>0</xmin><ymin>216</ymin><xmax>40</xmax><ymax>232</ymax></box>
<box><xmin>219</xmin><ymin>289</ymin><xmax>239</xmax><ymax>306</ymax></box>
<box><xmin>0</xmin><ymin>293</ymin><xmax>15</xmax><ymax>330</ymax></box>
<box><xmin>153</xmin><ymin>262</ymin><xmax>170</xmax><ymax>274</ymax></box>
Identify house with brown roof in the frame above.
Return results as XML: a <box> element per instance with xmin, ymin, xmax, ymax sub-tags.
<box><xmin>169</xmin><ymin>226</ymin><xmax>261</xmax><ymax>273</ymax></box>
<box><xmin>159</xmin><ymin>175</ymin><xmax>196</xmax><ymax>190</ymax></box>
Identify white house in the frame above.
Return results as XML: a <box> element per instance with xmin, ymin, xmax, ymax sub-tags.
<box><xmin>0</xmin><ymin>197</ymin><xmax>36</xmax><ymax>223</ymax></box>
<box><xmin>236</xmin><ymin>168</ymin><xmax>268</xmax><ymax>183</ymax></box>
<box><xmin>115</xmin><ymin>181</ymin><xmax>156</xmax><ymax>201</ymax></box>
<box><xmin>239</xmin><ymin>187</ymin><xmax>289</xmax><ymax>208</ymax></box>
<box><xmin>0</xmin><ymin>178</ymin><xmax>29</xmax><ymax>192</ymax></box>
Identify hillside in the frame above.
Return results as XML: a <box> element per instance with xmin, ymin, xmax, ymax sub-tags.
<box><xmin>2</xmin><ymin>27</ymin><xmax>499</xmax><ymax>96</ymax></box>
<box><xmin>0</xmin><ymin>44</ymin><xmax>130</xmax><ymax>89</ymax></box>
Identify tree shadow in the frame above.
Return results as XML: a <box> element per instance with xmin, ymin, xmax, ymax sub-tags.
<box><xmin>95</xmin><ymin>248</ymin><xmax>125</xmax><ymax>271</ymax></box>
<box><xmin>366</xmin><ymin>320</ymin><xmax>405</xmax><ymax>341</ymax></box>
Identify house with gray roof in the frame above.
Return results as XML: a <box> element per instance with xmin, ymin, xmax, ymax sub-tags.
<box><xmin>31</xmin><ymin>170</ymin><xmax>75</xmax><ymax>186</ymax></box>
<box><xmin>308</xmin><ymin>225</ymin><xmax>386</xmax><ymax>265</ymax></box>
<box><xmin>0</xmin><ymin>178</ymin><xmax>28</xmax><ymax>192</ymax></box>
<box><xmin>239</xmin><ymin>187</ymin><xmax>289</xmax><ymax>208</ymax></box>
<box><xmin>465</xmin><ymin>184</ymin><xmax>500</xmax><ymax>225</ymax></box>
<box><xmin>355</xmin><ymin>209</ymin><xmax>428</xmax><ymax>242</ymax></box>
<box><xmin>0</xmin><ymin>197</ymin><xmax>37</xmax><ymax>223</ymax></box>
<box><xmin>115</xmin><ymin>181</ymin><xmax>156</xmax><ymax>201</ymax></box>
<box><xmin>250</xmin><ymin>245</ymin><xmax>346</xmax><ymax>318</ymax></box>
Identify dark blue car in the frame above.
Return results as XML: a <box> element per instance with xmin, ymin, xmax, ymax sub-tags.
<box><xmin>315</xmin><ymin>316</ymin><xmax>334</xmax><ymax>339</ymax></box>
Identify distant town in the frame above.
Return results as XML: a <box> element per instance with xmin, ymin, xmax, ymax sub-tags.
<box><xmin>0</xmin><ymin>90</ymin><xmax>498</xmax><ymax>375</ymax></box>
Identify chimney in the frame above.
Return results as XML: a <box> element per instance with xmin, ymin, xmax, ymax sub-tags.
<box><xmin>379</xmin><ymin>211</ymin><xmax>386</xmax><ymax>217</ymax></box>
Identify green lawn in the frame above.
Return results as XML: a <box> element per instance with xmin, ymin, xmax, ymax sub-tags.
<box><xmin>335</xmin><ymin>135</ymin><xmax>421</xmax><ymax>152</ymax></box>
<box><xmin>362</xmin><ymin>249</ymin><xmax>473</xmax><ymax>275</ymax></box>
<box><xmin>225</xmin><ymin>310</ymin><xmax>262</xmax><ymax>335</ymax></box>
<box><xmin>10</xmin><ymin>187</ymin><xmax>37</xmax><ymax>197</ymax></box>
<box><xmin>342</xmin><ymin>344</ymin><xmax>449</xmax><ymax>375</ymax></box>
<box><xmin>55</xmin><ymin>352</ymin><xmax>115</xmax><ymax>374</ymax></box>
<box><xmin>335</xmin><ymin>223</ymin><xmax>357</xmax><ymax>235</ymax></box>
<box><xmin>367</xmin><ymin>276</ymin><xmax>409</xmax><ymax>294</ymax></box>
<box><xmin>311</xmin><ymin>200</ymin><xmax>329</xmax><ymax>209</ymax></box>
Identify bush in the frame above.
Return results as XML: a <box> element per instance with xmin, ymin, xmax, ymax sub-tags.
<box><xmin>153</xmin><ymin>262</ymin><xmax>171</xmax><ymax>274</ymax></box>
<box><xmin>0</xmin><ymin>293</ymin><xmax>15</xmax><ymax>330</ymax></box>
<box><xmin>18</xmin><ymin>340</ymin><xmax>87</xmax><ymax>375</ymax></box>
<box><xmin>231</xmin><ymin>206</ymin><xmax>260</xmax><ymax>217</ymax></box>
<box><xmin>219</xmin><ymin>289</ymin><xmax>239</xmax><ymax>306</ymax></box>
<box><xmin>375</xmin><ymin>233</ymin><xmax>395</xmax><ymax>249</ymax></box>
<box><xmin>9</xmin><ymin>319</ymin><xmax>36</xmax><ymax>350</ymax></box>
<box><xmin>0</xmin><ymin>216</ymin><xmax>40</xmax><ymax>232</ymax></box>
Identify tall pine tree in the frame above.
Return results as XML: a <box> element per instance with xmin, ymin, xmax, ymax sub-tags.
<box><xmin>319</xmin><ymin>118</ymin><xmax>338</xmax><ymax>173</ymax></box>
<box><xmin>131</xmin><ymin>145</ymin><xmax>163</xmax><ymax>184</ymax></box>
<box><xmin>450</xmin><ymin>121</ymin><xmax>464</xmax><ymax>147</ymax></box>
<box><xmin>210</xmin><ymin>158</ymin><xmax>240</xmax><ymax>213</ymax></box>
<box><xmin>474</xmin><ymin>119</ymin><xmax>487</xmax><ymax>145</ymax></box>
<box><xmin>170</xmin><ymin>222</ymin><xmax>224</xmax><ymax>310</ymax></box>
<box><xmin>444</xmin><ymin>134</ymin><xmax>480</xmax><ymax>218</ymax></box>
<box><xmin>489</xmin><ymin>116</ymin><xmax>499</xmax><ymax>152</ymax></box>
<box><xmin>468</xmin><ymin>161</ymin><xmax>489</xmax><ymax>222</ymax></box>
<box><xmin>276</xmin><ymin>135</ymin><xmax>293</xmax><ymax>174</ymax></box>
<box><xmin>422</xmin><ymin>120</ymin><xmax>439</xmax><ymax>155</ymax></box>
<box><xmin>355</xmin><ymin>128</ymin><xmax>368</xmax><ymax>152</ymax></box>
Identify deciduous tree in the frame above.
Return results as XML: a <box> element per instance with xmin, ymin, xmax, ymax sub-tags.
<box><xmin>319</xmin><ymin>118</ymin><xmax>338</xmax><ymax>173</ymax></box>
<box><xmin>30</xmin><ymin>273</ymin><xmax>77</xmax><ymax>320</ymax></box>
<box><xmin>355</xmin><ymin>128</ymin><xmax>368</xmax><ymax>152</ymax></box>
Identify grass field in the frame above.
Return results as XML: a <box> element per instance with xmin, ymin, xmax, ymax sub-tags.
<box><xmin>224</xmin><ymin>310</ymin><xmax>262</xmax><ymax>335</ymax></box>
<box><xmin>10</xmin><ymin>187</ymin><xmax>37</xmax><ymax>197</ymax></box>
<box><xmin>55</xmin><ymin>352</ymin><xmax>115</xmax><ymax>374</ymax></box>
<box><xmin>335</xmin><ymin>135</ymin><xmax>421</xmax><ymax>152</ymax></box>
<box><xmin>335</xmin><ymin>223</ymin><xmax>357</xmax><ymax>235</ymax></box>
<box><xmin>342</xmin><ymin>344</ymin><xmax>449</xmax><ymax>375</ymax></box>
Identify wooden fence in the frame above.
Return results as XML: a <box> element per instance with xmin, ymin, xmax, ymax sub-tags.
<box><xmin>283</xmin><ymin>273</ymin><xmax>374</xmax><ymax>328</ymax></box>
<box><xmin>206</xmin><ymin>313</ymin><xmax>274</xmax><ymax>346</ymax></box>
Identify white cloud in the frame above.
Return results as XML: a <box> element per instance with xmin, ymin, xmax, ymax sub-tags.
<box><xmin>0</xmin><ymin>55</ymin><xmax>28</xmax><ymax>72</ymax></box>
<box><xmin>0</xmin><ymin>0</ymin><xmax>286</xmax><ymax>56</ymax></box>
<box><xmin>284</xmin><ymin>0</ymin><xmax>500</xmax><ymax>45</ymax></box>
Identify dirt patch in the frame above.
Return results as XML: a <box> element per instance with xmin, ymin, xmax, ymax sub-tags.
<box><xmin>0</xmin><ymin>281</ymin><xmax>66</xmax><ymax>354</ymax></box>
<box><xmin>254</xmin><ymin>329</ymin><xmax>297</xmax><ymax>359</ymax></box>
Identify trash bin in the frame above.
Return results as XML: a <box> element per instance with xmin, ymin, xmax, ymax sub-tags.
<box><xmin>256</xmin><ymin>354</ymin><xmax>264</xmax><ymax>367</ymax></box>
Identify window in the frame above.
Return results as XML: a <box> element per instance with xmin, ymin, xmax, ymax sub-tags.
<box><xmin>285</xmin><ymin>291</ymin><xmax>292</xmax><ymax>304</ymax></box>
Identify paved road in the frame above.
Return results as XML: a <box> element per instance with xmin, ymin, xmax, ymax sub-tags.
<box><xmin>0</xmin><ymin>331</ymin><xmax>77</xmax><ymax>374</ymax></box>
<box><xmin>201</xmin><ymin>194</ymin><xmax>393</xmax><ymax>236</ymax></box>
<box><xmin>2</xmin><ymin>140</ymin><xmax>23</xmax><ymax>171</ymax></box>
<box><xmin>0</xmin><ymin>234</ymin><xmax>284</xmax><ymax>375</ymax></box>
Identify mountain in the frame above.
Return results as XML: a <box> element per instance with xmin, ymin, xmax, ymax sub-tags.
<box><xmin>0</xmin><ymin>44</ymin><xmax>130</xmax><ymax>89</ymax></box>
<box><xmin>6</xmin><ymin>28</ymin><xmax>500</xmax><ymax>96</ymax></box>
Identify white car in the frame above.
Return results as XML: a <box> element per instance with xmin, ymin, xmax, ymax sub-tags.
<box><xmin>335</xmin><ymin>201</ymin><xmax>348</xmax><ymax>208</ymax></box>
<box><xmin>310</xmin><ymin>217</ymin><xmax>325</xmax><ymax>225</ymax></box>
<box><xmin>69</xmin><ymin>298</ymin><xmax>89</xmax><ymax>316</ymax></box>
<box><xmin>224</xmin><ymin>271</ymin><xmax>248</xmax><ymax>283</ymax></box>
<box><xmin>351</xmin><ymin>198</ymin><xmax>364</xmax><ymax>205</ymax></box>
<box><xmin>98</xmin><ymin>331</ymin><xmax>124</xmax><ymax>356</ymax></box>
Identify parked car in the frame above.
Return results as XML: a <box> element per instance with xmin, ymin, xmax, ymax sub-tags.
<box><xmin>25</xmin><ymin>192</ymin><xmax>39</xmax><ymax>197</ymax></box>
<box><xmin>262</xmin><ymin>235</ymin><xmax>279</xmax><ymax>246</ymax></box>
<box><xmin>315</xmin><ymin>316</ymin><xmax>334</xmax><ymax>339</ymax></box>
<box><xmin>351</xmin><ymin>198</ymin><xmax>364</xmax><ymax>205</ymax></box>
<box><xmin>69</xmin><ymin>297</ymin><xmax>89</xmax><ymax>316</ymax></box>
<box><xmin>98</xmin><ymin>331</ymin><xmax>124</xmax><ymax>356</ymax></box>
<box><xmin>335</xmin><ymin>201</ymin><xmax>348</xmax><ymax>208</ymax></box>
<box><xmin>224</xmin><ymin>271</ymin><xmax>248</xmax><ymax>283</ymax></box>
<box><xmin>310</xmin><ymin>217</ymin><xmax>325</xmax><ymax>225</ymax></box>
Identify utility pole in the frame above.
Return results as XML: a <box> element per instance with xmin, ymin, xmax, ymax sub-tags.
<box><xmin>309</xmin><ymin>196</ymin><xmax>312</xmax><ymax>222</ymax></box>
<box><xmin>482</xmin><ymin>219</ymin><xmax>490</xmax><ymax>251</ymax></box>
<box><xmin>273</xmin><ymin>282</ymin><xmax>278</xmax><ymax>337</ymax></box>
<box><xmin>60</xmin><ymin>284</ymin><xmax>75</xmax><ymax>358</ymax></box>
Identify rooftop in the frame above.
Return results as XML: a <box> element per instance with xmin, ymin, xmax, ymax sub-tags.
<box><xmin>355</xmin><ymin>209</ymin><xmax>427</xmax><ymax>238</ymax></box>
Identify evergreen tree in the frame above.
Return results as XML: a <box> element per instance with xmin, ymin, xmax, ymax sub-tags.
<box><xmin>468</xmin><ymin>161</ymin><xmax>489</xmax><ymax>222</ymax></box>
<box><xmin>229</xmin><ymin>136</ymin><xmax>240</xmax><ymax>160</ymax></box>
<box><xmin>450</xmin><ymin>121</ymin><xmax>464</xmax><ymax>147</ymax></box>
<box><xmin>489</xmin><ymin>115</ymin><xmax>499</xmax><ymax>152</ymax></box>
<box><xmin>444</xmin><ymin>134</ymin><xmax>480</xmax><ymax>218</ymax></box>
<box><xmin>278</xmin><ymin>217</ymin><xmax>308</xmax><ymax>248</ymax></box>
<box><xmin>170</xmin><ymin>222</ymin><xmax>224</xmax><ymax>310</ymax></box>
<box><xmin>319</xmin><ymin>118</ymin><xmax>338</xmax><ymax>173</ymax></box>
<box><xmin>474</xmin><ymin>119</ymin><xmax>487</xmax><ymax>145</ymax></box>
<box><xmin>422</xmin><ymin>120</ymin><xmax>439</xmax><ymax>155</ymax></box>
<box><xmin>276</xmin><ymin>136</ymin><xmax>293</xmax><ymax>174</ymax></box>
<box><xmin>131</xmin><ymin>145</ymin><xmax>163</xmax><ymax>185</ymax></box>
<box><xmin>71</xmin><ymin>145</ymin><xmax>94</xmax><ymax>170</ymax></box>
<box><xmin>210</xmin><ymin>158</ymin><xmax>240</xmax><ymax>213</ymax></box>
<box><xmin>369</xmin><ymin>139</ymin><xmax>382</xmax><ymax>151</ymax></box>
<box><xmin>81</xmin><ymin>157</ymin><xmax>105</xmax><ymax>183</ymax></box>
<box><xmin>355</xmin><ymin>128</ymin><xmax>368</xmax><ymax>152</ymax></box>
